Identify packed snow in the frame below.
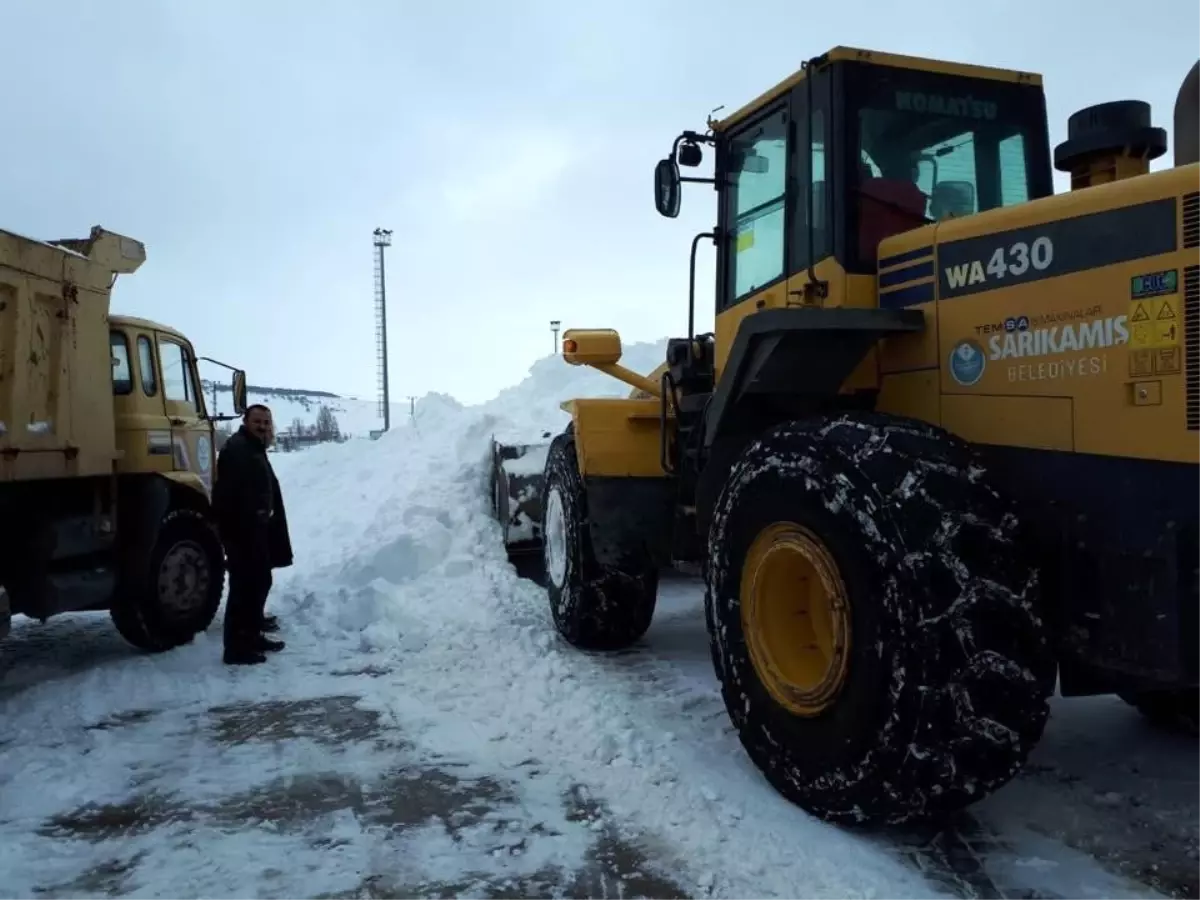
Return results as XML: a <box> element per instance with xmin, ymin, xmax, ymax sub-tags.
<box><xmin>0</xmin><ymin>341</ymin><xmax>1194</xmax><ymax>898</ymax></box>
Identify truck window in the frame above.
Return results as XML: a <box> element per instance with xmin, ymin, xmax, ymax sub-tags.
<box><xmin>111</xmin><ymin>331</ymin><xmax>133</xmax><ymax>396</ymax></box>
<box><xmin>158</xmin><ymin>339</ymin><xmax>197</xmax><ymax>410</ymax></box>
<box><xmin>137</xmin><ymin>335</ymin><xmax>158</xmax><ymax>397</ymax></box>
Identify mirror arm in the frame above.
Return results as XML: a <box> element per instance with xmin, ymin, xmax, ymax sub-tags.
<box><xmin>680</xmin><ymin>176</ymin><xmax>716</xmax><ymax>184</ymax></box>
<box><xmin>197</xmin><ymin>355</ymin><xmax>239</xmax><ymax>373</ymax></box>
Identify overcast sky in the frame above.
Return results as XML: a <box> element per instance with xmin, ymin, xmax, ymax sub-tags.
<box><xmin>4</xmin><ymin>0</ymin><xmax>1197</xmax><ymax>408</ymax></box>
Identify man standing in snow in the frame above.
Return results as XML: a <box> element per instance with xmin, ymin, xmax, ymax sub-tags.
<box><xmin>213</xmin><ymin>403</ymin><xmax>294</xmax><ymax>665</ymax></box>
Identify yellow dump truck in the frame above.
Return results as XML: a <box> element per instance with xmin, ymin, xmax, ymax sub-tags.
<box><xmin>0</xmin><ymin>225</ymin><xmax>247</xmax><ymax>651</ymax></box>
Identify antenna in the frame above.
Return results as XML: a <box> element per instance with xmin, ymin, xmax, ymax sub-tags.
<box><xmin>372</xmin><ymin>228</ymin><xmax>393</xmax><ymax>432</ymax></box>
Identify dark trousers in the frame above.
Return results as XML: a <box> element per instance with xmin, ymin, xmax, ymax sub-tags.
<box><xmin>224</xmin><ymin>560</ymin><xmax>273</xmax><ymax>650</ymax></box>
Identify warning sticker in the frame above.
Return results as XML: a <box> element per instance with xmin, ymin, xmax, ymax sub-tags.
<box><xmin>1128</xmin><ymin>297</ymin><xmax>1181</xmax><ymax>349</ymax></box>
<box><xmin>1155</xmin><ymin>347</ymin><xmax>1181</xmax><ymax>374</ymax></box>
<box><xmin>1129</xmin><ymin>349</ymin><xmax>1154</xmax><ymax>377</ymax></box>
<box><xmin>1132</xmin><ymin>347</ymin><xmax>1183</xmax><ymax>375</ymax></box>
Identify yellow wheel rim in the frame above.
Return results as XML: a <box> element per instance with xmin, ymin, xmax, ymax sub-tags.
<box><xmin>740</xmin><ymin>522</ymin><xmax>851</xmax><ymax>717</ymax></box>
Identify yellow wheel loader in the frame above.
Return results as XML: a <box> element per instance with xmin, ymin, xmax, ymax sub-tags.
<box><xmin>492</xmin><ymin>47</ymin><xmax>1200</xmax><ymax>826</ymax></box>
<box><xmin>0</xmin><ymin>225</ymin><xmax>248</xmax><ymax>652</ymax></box>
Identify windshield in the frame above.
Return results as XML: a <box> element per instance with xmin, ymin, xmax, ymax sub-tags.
<box><xmin>847</xmin><ymin>65</ymin><xmax>1052</xmax><ymax>268</ymax></box>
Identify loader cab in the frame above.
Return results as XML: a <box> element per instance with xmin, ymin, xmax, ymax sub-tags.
<box><xmin>655</xmin><ymin>48</ymin><xmax>1055</xmax><ymax>315</ymax></box>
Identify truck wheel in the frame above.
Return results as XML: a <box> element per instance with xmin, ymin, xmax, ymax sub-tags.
<box><xmin>542</xmin><ymin>431</ymin><xmax>657</xmax><ymax>650</ymax></box>
<box><xmin>705</xmin><ymin>412</ymin><xmax>1054</xmax><ymax>825</ymax></box>
<box><xmin>1119</xmin><ymin>689</ymin><xmax>1199</xmax><ymax>735</ymax></box>
<box><xmin>111</xmin><ymin>508</ymin><xmax>226</xmax><ymax>653</ymax></box>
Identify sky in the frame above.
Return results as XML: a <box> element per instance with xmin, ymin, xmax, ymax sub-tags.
<box><xmin>3</xmin><ymin>0</ymin><xmax>1198</xmax><ymax>410</ymax></box>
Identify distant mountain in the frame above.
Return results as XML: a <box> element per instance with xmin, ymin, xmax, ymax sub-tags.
<box><xmin>200</xmin><ymin>380</ymin><xmax>398</xmax><ymax>438</ymax></box>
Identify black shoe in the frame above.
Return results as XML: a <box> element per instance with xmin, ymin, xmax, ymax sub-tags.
<box><xmin>261</xmin><ymin>615</ymin><xmax>280</xmax><ymax>632</ymax></box>
<box><xmin>224</xmin><ymin>648</ymin><xmax>268</xmax><ymax>665</ymax></box>
<box><xmin>257</xmin><ymin>635</ymin><xmax>286</xmax><ymax>653</ymax></box>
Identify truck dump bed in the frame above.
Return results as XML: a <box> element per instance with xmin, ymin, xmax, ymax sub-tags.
<box><xmin>0</xmin><ymin>226</ymin><xmax>145</xmax><ymax>482</ymax></box>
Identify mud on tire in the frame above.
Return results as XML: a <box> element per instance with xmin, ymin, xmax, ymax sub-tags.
<box><xmin>111</xmin><ymin>507</ymin><xmax>226</xmax><ymax>653</ymax></box>
<box><xmin>705</xmin><ymin>411</ymin><xmax>1054</xmax><ymax>825</ymax></box>
<box><xmin>542</xmin><ymin>432</ymin><xmax>657</xmax><ymax>651</ymax></box>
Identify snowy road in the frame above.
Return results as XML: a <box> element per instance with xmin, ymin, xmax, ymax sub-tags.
<box><xmin>2</xmin><ymin>580</ymin><xmax>1193</xmax><ymax>899</ymax></box>
<box><xmin>1</xmin><ymin>356</ymin><xmax>1196</xmax><ymax>899</ymax></box>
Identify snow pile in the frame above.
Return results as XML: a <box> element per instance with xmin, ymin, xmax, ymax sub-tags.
<box><xmin>261</xmin><ymin>339</ymin><xmax>943</xmax><ymax>898</ymax></box>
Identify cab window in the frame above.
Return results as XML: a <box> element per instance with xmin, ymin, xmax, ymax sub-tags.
<box><xmin>725</xmin><ymin>105</ymin><xmax>789</xmax><ymax>305</ymax></box>
<box><xmin>848</xmin><ymin>67</ymin><xmax>1051</xmax><ymax>268</ymax></box>
<box><xmin>137</xmin><ymin>335</ymin><xmax>158</xmax><ymax>397</ymax></box>
<box><xmin>111</xmin><ymin>332</ymin><xmax>133</xmax><ymax>395</ymax></box>
<box><xmin>158</xmin><ymin>338</ymin><xmax>198</xmax><ymax>411</ymax></box>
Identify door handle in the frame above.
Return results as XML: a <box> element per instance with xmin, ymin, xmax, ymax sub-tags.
<box><xmin>170</xmin><ymin>417</ymin><xmax>187</xmax><ymax>426</ymax></box>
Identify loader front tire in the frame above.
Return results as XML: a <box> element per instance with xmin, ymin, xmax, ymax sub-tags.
<box><xmin>542</xmin><ymin>432</ymin><xmax>657</xmax><ymax>651</ymax></box>
<box><xmin>705</xmin><ymin>412</ymin><xmax>1054</xmax><ymax>826</ymax></box>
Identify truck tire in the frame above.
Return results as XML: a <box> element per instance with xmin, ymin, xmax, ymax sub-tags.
<box><xmin>1119</xmin><ymin>689</ymin><xmax>1199</xmax><ymax>735</ymax></box>
<box><xmin>111</xmin><ymin>507</ymin><xmax>226</xmax><ymax>653</ymax></box>
<box><xmin>705</xmin><ymin>412</ymin><xmax>1054</xmax><ymax>826</ymax></box>
<box><xmin>542</xmin><ymin>431</ymin><xmax>657</xmax><ymax>651</ymax></box>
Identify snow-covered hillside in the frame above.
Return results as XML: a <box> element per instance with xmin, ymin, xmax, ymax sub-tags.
<box><xmin>202</xmin><ymin>382</ymin><xmax>384</xmax><ymax>438</ymax></box>
<box><xmin>1</xmin><ymin>338</ymin><xmax>1193</xmax><ymax>899</ymax></box>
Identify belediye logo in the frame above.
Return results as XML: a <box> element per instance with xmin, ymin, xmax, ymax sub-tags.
<box><xmin>949</xmin><ymin>339</ymin><xmax>986</xmax><ymax>386</ymax></box>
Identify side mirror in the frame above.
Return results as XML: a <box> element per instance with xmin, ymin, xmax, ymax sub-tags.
<box><xmin>654</xmin><ymin>158</ymin><xmax>681</xmax><ymax>218</ymax></box>
<box><xmin>231</xmin><ymin>369</ymin><xmax>248</xmax><ymax>415</ymax></box>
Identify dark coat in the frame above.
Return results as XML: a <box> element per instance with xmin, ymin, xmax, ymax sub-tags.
<box><xmin>213</xmin><ymin>426</ymin><xmax>294</xmax><ymax>572</ymax></box>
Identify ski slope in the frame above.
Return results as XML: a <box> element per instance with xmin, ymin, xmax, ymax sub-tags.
<box><xmin>0</xmin><ymin>342</ymin><xmax>1193</xmax><ymax>898</ymax></box>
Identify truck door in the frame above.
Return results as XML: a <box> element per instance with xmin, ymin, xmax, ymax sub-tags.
<box><xmin>155</xmin><ymin>333</ymin><xmax>215</xmax><ymax>497</ymax></box>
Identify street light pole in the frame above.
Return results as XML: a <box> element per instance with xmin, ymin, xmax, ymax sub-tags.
<box><xmin>550</xmin><ymin>319</ymin><xmax>561</xmax><ymax>354</ymax></box>
<box><xmin>372</xmin><ymin>228</ymin><xmax>393</xmax><ymax>432</ymax></box>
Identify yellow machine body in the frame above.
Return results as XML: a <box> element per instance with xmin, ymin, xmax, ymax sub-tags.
<box><xmin>494</xmin><ymin>46</ymin><xmax>1200</xmax><ymax>826</ymax></box>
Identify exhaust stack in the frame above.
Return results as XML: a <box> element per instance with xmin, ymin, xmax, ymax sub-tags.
<box><xmin>1054</xmin><ymin>99</ymin><xmax>1167</xmax><ymax>190</ymax></box>
<box><xmin>1174</xmin><ymin>60</ymin><xmax>1199</xmax><ymax>167</ymax></box>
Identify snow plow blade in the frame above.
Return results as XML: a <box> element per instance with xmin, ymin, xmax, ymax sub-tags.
<box><xmin>489</xmin><ymin>434</ymin><xmax>552</xmax><ymax>559</ymax></box>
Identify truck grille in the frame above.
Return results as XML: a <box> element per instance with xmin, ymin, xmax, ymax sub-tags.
<box><xmin>1185</xmin><ymin>192</ymin><xmax>1199</xmax><ymax>249</ymax></box>
<box><xmin>1187</xmin><ymin>263</ymin><xmax>1199</xmax><ymax>431</ymax></box>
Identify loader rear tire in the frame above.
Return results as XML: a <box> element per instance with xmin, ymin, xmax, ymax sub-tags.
<box><xmin>705</xmin><ymin>412</ymin><xmax>1054</xmax><ymax>826</ymax></box>
<box><xmin>542</xmin><ymin>432</ymin><xmax>657</xmax><ymax>651</ymax></box>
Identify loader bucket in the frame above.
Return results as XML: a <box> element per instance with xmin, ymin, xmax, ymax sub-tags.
<box><xmin>490</xmin><ymin>434</ymin><xmax>552</xmax><ymax>557</ymax></box>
